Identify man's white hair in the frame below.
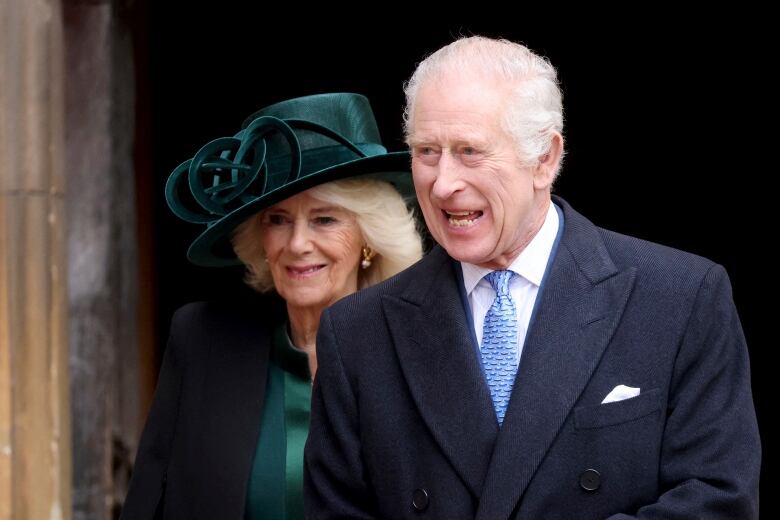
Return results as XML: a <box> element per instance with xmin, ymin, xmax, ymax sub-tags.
<box><xmin>404</xmin><ymin>36</ymin><xmax>565</xmax><ymax>177</ymax></box>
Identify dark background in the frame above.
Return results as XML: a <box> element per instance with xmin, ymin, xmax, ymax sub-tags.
<box><xmin>139</xmin><ymin>5</ymin><xmax>772</xmax><ymax>514</ymax></box>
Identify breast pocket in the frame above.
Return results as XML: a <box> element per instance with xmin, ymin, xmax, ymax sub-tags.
<box><xmin>574</xmin><ymin>388</ymin><xmax>662</xmax><ymax>429</ymax></box>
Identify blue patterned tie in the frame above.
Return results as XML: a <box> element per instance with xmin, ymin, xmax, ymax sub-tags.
<box><xmin>481</xmin><ymin>270</ymin><xmax>518</xmax><ymax>425</ymax></box>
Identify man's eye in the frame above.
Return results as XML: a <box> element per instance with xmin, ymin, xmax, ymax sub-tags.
<box><xmin>416</xmin><ymin>146</ymin><xmax>438</xmax><ymax>156</ymax></box>
<box><xmin>462</xmin><ymin>147</ymin><xmax>476</xmax><ymax>155</ymax></box>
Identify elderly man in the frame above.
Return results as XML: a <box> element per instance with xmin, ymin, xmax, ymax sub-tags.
<box><xmin>304</xmin><ymin>36</ymin><xmax>760</xmax><ymax>519</ymax></box>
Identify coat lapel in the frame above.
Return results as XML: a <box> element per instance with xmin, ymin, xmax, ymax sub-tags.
<box><xmin>476</xmin><ymin>199</ymin><xmax>637</xmax><ymax>519</ymax></box>
<box><xmin>382</xmin><ymin>247</ymin><xmax>499</xmax><ymax>497</ymax></box>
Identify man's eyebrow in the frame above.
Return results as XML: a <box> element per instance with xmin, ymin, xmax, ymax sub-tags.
<box><xmin>406</xmin><ymin>136</ymin><xmax>432</xmax><ymax>147</ymax></box>
<box><xmin>407</xmin><ymin>136</ymin><xmax>489</xmax><ymax>149</ymax></box>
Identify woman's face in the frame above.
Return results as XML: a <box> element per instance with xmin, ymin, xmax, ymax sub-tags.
<box><xmin>260</xmin><ymin>190</ymin><xmax>363</xmax><ymax>312</ymax></box>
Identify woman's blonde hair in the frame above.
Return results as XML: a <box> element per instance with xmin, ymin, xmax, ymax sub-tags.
<box><xmin>231</xmin><ymin>177</ymin><xmax>423</xmax><ymax>293</ymax></box>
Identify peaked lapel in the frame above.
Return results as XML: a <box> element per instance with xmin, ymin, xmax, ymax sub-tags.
<box><xmin>190</xmin><ymin>300</ymin><xmax>274</xmax><ymax>518</ymax></box>
<box><xmin>476</xmin><ymin>199</ymin><xmax>637</xmax><ymax>519</ymax></box>
<box><xmin>382</xmin><ymin>246</ymin><xmax>499</xmax><ymax>497</ymax></box>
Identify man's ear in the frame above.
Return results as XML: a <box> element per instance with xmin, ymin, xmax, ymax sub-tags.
<box><xmin>533</xmin><ymin>132</ymin><xmax>563</xmax><ymax>190</ymax></box>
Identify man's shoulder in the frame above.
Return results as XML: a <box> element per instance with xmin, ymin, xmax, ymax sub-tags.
<box><xmin>584</xmin><ymin>220</ymin><xmax>725</xmax><ymax>305</ymax></box>
<box><xmin>598</xmin><ymin>227</ymin><xmax>715</xmax><ymax>271</ymax></box>
<box><xmin>328</xmin><ymin>247</ymin><xmax>451</xmax><ymax>318</ymax></box>
<box><xmin>556</xmin><ymin>196</ymin><xmax>718</xmax><ymax>282</ymax></box>
<box><xmin>554</xmin><ymin>196</ymin><xmax>728</xmax><ymax>310</ymax></box>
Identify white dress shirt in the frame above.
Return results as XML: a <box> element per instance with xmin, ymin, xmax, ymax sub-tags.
<box><xmin>460</xmin><ymin>202</ymin><xmax>559</xmax><ymax>366</ymax></box>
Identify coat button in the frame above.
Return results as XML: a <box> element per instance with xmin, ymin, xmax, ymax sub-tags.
<box><xmin>579</xmin><ymin>468</ymin><xmax>601</xmax><ymax>492</ymax></box>
<box><xmin>412</xmin><ymin>488</ymin><xmax>429</xmax><ymax>511</ymax></box>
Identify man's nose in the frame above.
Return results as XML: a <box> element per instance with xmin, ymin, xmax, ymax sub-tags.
<box><xmin>431</xmin><ymin>152</ymin><xmax>465</xmax><ymax>201</ymax></box>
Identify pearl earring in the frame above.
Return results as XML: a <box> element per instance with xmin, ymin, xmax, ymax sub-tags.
<box><xmin>361</xmin><ymin>246</ymin><xmax>374</xmax><ymax>269</ymax></box>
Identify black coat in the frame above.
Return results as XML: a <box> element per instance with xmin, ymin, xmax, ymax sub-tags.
<box><xmin>305</xmin><ymin>196</ymin><xmax>761</xmax><ymax>519</ymax></box>
<box><xmin>122</xmin><ymin>296</ymin><xmax>285</xmax><ymax>519</ymax></box>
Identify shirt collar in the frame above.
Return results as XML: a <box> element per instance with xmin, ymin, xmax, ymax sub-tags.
<box><xmin>461</xmin><ymin>201</ymin><xmax>560</xmax><ymax>295</ymax></box>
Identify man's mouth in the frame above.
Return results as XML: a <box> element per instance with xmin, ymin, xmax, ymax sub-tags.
<box><xmin>444</xmin><ymin>210</ymin><xmax>483</xmax><ymax>227</ymax></box>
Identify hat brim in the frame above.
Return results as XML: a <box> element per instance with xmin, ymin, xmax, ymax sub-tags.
<box><xmin>186</xmin><ymin>151</ymin><xmax>413</xmax><ymax>267</ymax></box>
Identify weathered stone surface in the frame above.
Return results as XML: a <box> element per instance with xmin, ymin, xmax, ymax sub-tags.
<box><xmin>0</xmin><ymin>0</ymin><xmax>71</xmax><ymax>518</ymax></box>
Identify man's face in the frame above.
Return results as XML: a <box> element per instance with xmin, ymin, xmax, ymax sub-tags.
<box><xmin>409</xmin><ymin>74</ymin><xmax>555</xmax><ymax>269</ymax></box>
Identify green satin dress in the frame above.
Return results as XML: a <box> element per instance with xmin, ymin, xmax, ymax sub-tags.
<box><xmin>245</xmin><ymin>323</ymin><xmax>311</xmax><ymax>520</ymax></box>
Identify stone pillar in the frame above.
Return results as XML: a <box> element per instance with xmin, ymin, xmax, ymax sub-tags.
<box><xmin>63</xmin><ymin>1</ymin><xmax>140</xmax><ymax>518</ymax></box>
<box><xmin>0</xmin><ymin>0</ymin><xmax>72</xmax><ymax>519</ymax></box>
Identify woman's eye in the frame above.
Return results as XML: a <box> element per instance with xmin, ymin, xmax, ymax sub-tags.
<box><xmin>315</xmin><ymin>216</ymin><xmax>336</xmax><ymax>225</ymax></box>
<box><xmin>462</xmin><ymin>147</ymin><xmax>476</xmax><ymax>155</ymax></box>
<box><xmin>267</xmin><ymin>214</ymin><xmax>287</xmax><ymax>225</ymax></box>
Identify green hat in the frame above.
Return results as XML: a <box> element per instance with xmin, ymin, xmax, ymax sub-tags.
<box><xmin>165</xmin><ymin>93</ymin><xmax>413</xmax><ymax>267</ymax></box>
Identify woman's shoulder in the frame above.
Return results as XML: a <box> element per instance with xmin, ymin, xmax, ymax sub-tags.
<box><xmin>172</xmin><ymin>294</ymin><xmax>284</xmax><ymax>326</ymax></box>
<box><xmin>168</xmin><ymin>294</ymin><xmax>285</xmax><ymax>354</ymax></box>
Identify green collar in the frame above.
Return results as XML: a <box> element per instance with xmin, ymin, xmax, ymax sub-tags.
<box><xmin>271</xmin><ymin>322</ymin><xmax>311</xmax><ymax>382</ymax></box>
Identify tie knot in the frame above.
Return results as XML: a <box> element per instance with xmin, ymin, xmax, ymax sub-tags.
<box><xmin>484</xmin><ymin>270</ymin><xmax>514</xmax><ymax>296</ymax></box>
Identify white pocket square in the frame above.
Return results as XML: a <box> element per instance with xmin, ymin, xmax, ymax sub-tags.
<box><xmin>601</xmin><ymin>385</ymin><xmax>640</xmax><ymax>404</ymax></box>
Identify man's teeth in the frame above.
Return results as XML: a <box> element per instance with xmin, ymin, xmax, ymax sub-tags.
<box><xmin>446</xmin><ymin>211</ymin><xmax>480</xmax><ymax>227</ymax></box>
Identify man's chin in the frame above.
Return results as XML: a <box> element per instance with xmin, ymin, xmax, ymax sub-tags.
<box><xmin>443</xmin><ymin>245</ymin><xmax>491</xmax><ymax>266</ymax></box>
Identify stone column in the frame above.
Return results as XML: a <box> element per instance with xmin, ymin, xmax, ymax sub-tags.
<box><xmin>0</xmin><ymin>0</ymin><xmax>72</xmax><ymax>519</ymax></box>
<box><xmin>63</xmin><ymin>1</ymin><xmax>140</xmax><ymax>518</ymax></box>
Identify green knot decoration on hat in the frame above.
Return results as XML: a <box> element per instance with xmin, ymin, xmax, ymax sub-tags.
<box><xmin>165</xmin><ymin>93</ymin><xmax>413</xmax><ymax>267</ymax></box>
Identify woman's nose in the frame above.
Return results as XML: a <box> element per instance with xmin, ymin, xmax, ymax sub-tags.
<box><xmin>287</xmin><ymin>220</ymin><xmax>314</xmax><ymax>254</ymax></box>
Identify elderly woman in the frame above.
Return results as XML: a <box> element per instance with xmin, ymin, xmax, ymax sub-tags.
<box><xmin>121</xmin><ymin>93</ymin><xmax>423</xmax><ymax>519</ymax></box>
